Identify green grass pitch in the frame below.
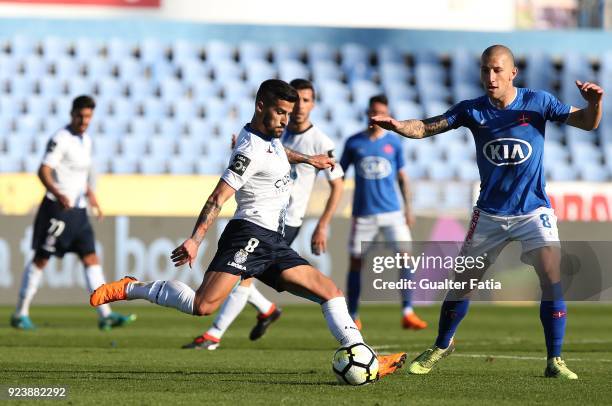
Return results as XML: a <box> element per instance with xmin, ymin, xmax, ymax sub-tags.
<box><xmin>1</xmin><ymin>304</ymin><xmax>611</xmax><ymax>405</ymax></box>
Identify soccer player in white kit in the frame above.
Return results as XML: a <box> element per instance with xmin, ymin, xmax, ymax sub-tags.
<box><xmin>91</xmin><ymin>80</ymin><xmax>406</xmax><ymax>377</ymax></box>
<box><xmin>371</xmin><ymin>45</ymin><xmax>603</xmax><ymax>379</ymax></box>
<box><xmin>182</xmin><ymin>79</ymin><xmax>345</xmax><ymax>350</ymax></box>
<box><xmin>10</xmin><ymin>95</ymin><xmax>136</xmax><ymax>331</ymax></box>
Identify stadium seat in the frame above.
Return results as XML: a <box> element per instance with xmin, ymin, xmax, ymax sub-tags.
<box><xmin>565</xmin><ymin>126</ymin><xmax>596</xmax><ymax>146</ymax></box>
<box><xmin>336</xmin><ymin>119</ymin><xmax>362</xmax><ymax>140</ymax></box>
<box><xmin>450</xmin><ymin>49</ymin><xmax>480</xmax><ymax>86</ymax></box>
<box><xmin>23</xmin><ymin>55</ymin><xmax>48</xmax><ymax>77</ymax></box>
<box><xmin>100</xmin><ymin>119</ymin><xmax>128</xmax><ymax>138</ymax></box>
<box><xmin>221</xmin><ymin>80</ymin><xmax>255</xmax><ymax>104</ymax></box>
<box><xmin>578</xmin><ymin>162</ymin><xmax>609</xmax><ymax>182</ymax></box>
<box><xmin>148</xmin><ymin>61</ymin><xmax>176</xmax><ymax>80</ymax></box>
<box><xmin>65</xmin><ymin>76</ymin><xmax>95</xmax><ymax>98</ymax></box>
<box><xmin>185</xmin><ymin>119</ymin><xmax>214</xmax><ymax>137</ymax></box>
<box><xmin>22</xmin><ymin>153</ymin><xmax>41</xmax><ymax>173</ymax></box>
<box><xmin>120</xmin><ymin>136</ymin><xmax>147</xmax><ymax>158</ymax></box>
<box><xmin>171</xmin><ymin>39</ymin><xmax>200</xmax><ymax>63</ymax></box>
<box><xmin>83</xmin><ymin>57</ymin><xmax>113</xmax><ymax>79</ymax></box>
<box><xmin>569</xmin><ymin>143</ymin><xmax>602</xmax><ymax>164</ymax></box>
<box><xmin>171</xmin><ymin>98</ymin><xmax>201</xmax><ymax>121</ymax></box>
<box><xmin>203</xmin><ymin>97</ymin><xmax>230</xmax><ymax>121</ymax></box>
<box><xmin>178</xmin><ymin>60</ymin><xmax>210</xmax><ymax>84</ymax></box>
<box><xmin>456</xmin><ymin>161</ymin><xmax>480</xmax><ymax>182</ymax></box>
<box><xmin>412</xmin><ymin>182</ymin><xmax>441</xmax><ymax>210</ymax></box>
<box><xmin>244</xmin><ymin>60</ymin><xmax>276</xmax><ymax>87</ymax></box>
<box><xmin>384</xmin><ymin>82</ymin><xmax>418</xmax><ymax>105</ymax></box>
<box><xmin>141</xmin><ymin>98</ymin><xmax>168</xmax><ymax>119</ymax></box>
<box><xmin>379</xmin><ymin>63</ymin><xmax>410</xmax><ymax>86</ymax></box>
<box><xmin>125</xmin><ymin>78</ymin><xmax>156</xmax><ymax>99</ymax></box>
<box><xmin>129</xmin><ymin>118</ymin><xmax>155</xmax><ymax>135</ymax></box>
<box><xmin>232</xmin><ymin>97</ymin><xmax>255</xmax><ymax>123</ymax></box>
<box><xmin>0</xmin><ymin>95</ymin><xmax>22</xmax><ymax>117</ymax></box>
<box><xmin>311</xmin><ymin>61</ymin><xmax>343</xmax><ymax>82</ymax></box>
<box><xmin>307</xmin><ymin>42</ymin><xmax>336</xmax><ymax>65</ymax></box>
<box><xmin>523</xmin><ymin>52</ymin><xmax>555</xmax><ymax>91</ymax></box>
<box><xmin>158</xmin><ymin>119</ymin><xmax>183</xmax><ymax>137</ymax></box>
<box><xmin>10</xmin><ymin>77</ymin><xmax>36</xmax><ymax>98</ymax></box>
<box><xmin>340</xmin><ymin>43</ymin><xmax>369</xmax><ymax>69</ymax></box>
<box><xmin>205</xmin><ymin>40</ymin><xmax>234</xmax><ymax>63</ymax></box>
<box><xmin>52</xmin><ymin>56</ymin><xmax>80</xmax><ymax>79</ymax></box>
<box><xmin>15</xmin><ymin>115</ymin><xmax>41</xmax><ymax>136</ymax></box>
<box><xmin>377</xmin><ymin>45</ymin><xmax>404</xmax><ymax>65</ymax></box>
<box><xmin>106</xmin><ymin>38</ymin><xmax>135</xmax><ymax>62</ymax></box>
<box><xmin>423</xmin><ymin>101</ymin><xmax>450</xmax><ymax>118</ymax></box>
<box><xmin>318</xmin><ymin>121</ymin><xmax>340</xmax><ymax>140</ymax></box>
<box><xmin>95</xmin><ymin>78</ymin><xmax>125</xmax><ymax>99</ymax></box>
<box><xmin>0</xmin><ymin>55</ymin><xmax>20</xmax><ymax>79</ymax></box>
<box><xmin>211</xmin><ymin>60</ymin><xmax>243</xmax><ymax>83</ymax></box>
<box><xmin>38</xmin><ymin>77</ymin><xmax>65</xmax><ymax>98</ymax></box>
<box><xmin>110</xmin><ymin>156</ymin><xmax>138</xmax><ymax>174</ymax></box>
<box><xmin>26</xmin><ymin>96</ymin><xmax>52</xmax><ymax>116</ymax></box>
<box><xmin>139</xmin><ymin>156</ymin><xmax>167</xmax><ymax>174</ymax></box>
<box><xmin>427</xmin><ymin>160</ymin><xmax>456</xmax><ymax>181</ymax></box>
<box><xmin>9</xmin><ymin>36</ymin><xmax>36</xmax><ymax>59</ymax></box>
<box><xmin>168</xmin><ymin>158</ymin><xmax>195</xmax><ymax>174</ymax></box>
<box><xmin>6</xmin><ymin>134</ymin><xmax>33</xmax><ymax>156</ymax></box>
<box><xmin>412</xmin><ymin>49</ymin><xmax>440</xmax><ymax>66</ymax></box>
<box><xmin>350</xmin><ymin>80</ymin><xmax>380</xmax><ymax>110</ymax></box>
<box><xmin>158</xmin><ymin>78</ymin><xmax>186</xmax><ymax>100</ymax></box>
<box><xmin>345</xmin><ymin>62</ymin><xmax>375</xmax><ymax>84</ymax></box>
<box><xmin>110</xmin><ymin>97</ymin><xmax>139</xmax><ymax>119</ymax></box>
<box><xmin>177</xmin><ymin>136</ymin><xmax>206</xmax><ymax>158</ymax></box>
<box><xmin>195</xmin><ymin>159</ymin><xmax>226</xmax><ymax>175</ymax></box>
<box><xmin>413</xmin><ymin>141</ymin><xmax>444</xmax><ymax>164</ymax></box>
<box><xmin>328</xmin><ymin>102</ymin><xmax>358</xmax><ymax>124</ymax></box>
<box><xmin>91</xmin><ymin>135</ymin><xmax>117</xmax><ymax>160</ymax></box>
<box><xmin>272</xmin><ymin>43</ymin><xmax>302</xmax><ymax>65</ymax></box>
<box><xmin>277</xmin><ymin>60</ymin><xmax>309</xmax><ymax>82</ymax></box>
<box><xmin>72</xmin><ymin>37</ymin><xmax>101</xmax><ymax>61</ymax></box>
<box><xmin>403</xmin><ymin>161</ymin><xmax>426</xmax><ymax>180</ymax></box>
<box><xmin>452</xmin><ymin>83</ymin><xmax>482</xmax><ymax>102</ymax></box>
<box><xmin>545</xmin><ymin>123</ymin><xmax>565</xmax><ymax>143</ymax></box>
<box><xmin>139</xmin><ymin>38</ymin><xmax>167</xmax><ymax>65</ymax></box>
<box><xmin>40</xmin><ymin>36</ymin><xmax>68</xmax><ymax>60</ymax></box>
<box><xmin>190</xmin><ymin>79</ymin><xmax>220</xmax><ymax>103</ymax></box>
<box><xmin>238</xmin><ymin>41</ymin><xmax>269</xmax><ymax>63</ymax></box>
<box><xmin>115</xmin><ymin>59</ymin><xmax>143</xmax><ymax>79</ymax></box>
<box><xmin>392</xmin><ymin>100</ymin><xmax>424</xmax><ymax>119</ymax></box>
<box><xmin>0</xmin><ymin>154</ymin><xmax>22</xmax><ymax>172</ymax></box>
<box><xmin>31</xmin><ymin>136</ymin><xmax>48</xmax><ymax>156</ymax></box>
<box><xmin>546</xmin><ymin>162</ymin><xmax>578</xmax><ymax>181</ymax></box>
<box><xmin>443</xmin><ymin>182</ymin><xmax>473</xmax><ymax>209</ymax></box>
<box><xmin>149</xmin><ymin>136</ymin><xmax>175</xmax><ymax>157</ymax></box>
<box><xmin>317</xmin><ymin>79</ymin><xmax>350</xmax><ymax>105</ymax></box>
<box><xmin>443</xmin><ymin>140</ymin><xmax>474</xmax><ymax>164</ymax></box>
<box><xmin>215</xmin><ymin>120</ymin><xmax>243</xmax><ymax>142</ymax></box>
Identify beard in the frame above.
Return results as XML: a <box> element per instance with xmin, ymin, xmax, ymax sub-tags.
<box><xmin>262</xmin><ymin>112</ymin><xmax>284</xmax><ymax>137</ymax></box>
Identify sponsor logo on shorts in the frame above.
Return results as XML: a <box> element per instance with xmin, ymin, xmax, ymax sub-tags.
<box><xmin>358</xmin><ymin>156</ymin><xmax>392</xmax><ymax>179</ymax></box>
<box><xmin>227</xmin><ymin>261</ymin><xmax>247</xmax><ymax>271</ymax></box>
<box><xmin>483</xmin><ymin>138</ymin><xmax>532</xmax><ymax>166</ymax></box>
<box><xmin>234</xmin><ymin>249</ymin><xmax>248</xmax><ymax>264</ymax></box>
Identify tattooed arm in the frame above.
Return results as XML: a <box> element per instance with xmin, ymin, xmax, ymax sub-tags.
<box><xmin>171</xmin><ymin>180</ymin><xmax>236</xmax><ymax>267</ymax></box>
<box><xmin>284</xmin><ymin>147</ymin><xmax>335</xmax><ymax>170</ymax></box>
<box><xmin>370</xmin><ymin>115</ymin><xmax>452</xmax><ymax>139</ymax></box>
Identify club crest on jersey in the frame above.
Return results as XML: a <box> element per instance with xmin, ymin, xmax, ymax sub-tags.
<box><xmin>483</xmin><ymin>138</ymin><xmax>532</xmax><ymax>167</ymax></box>
<box><xmin>358</xmin><ymin>156</ymin><xmax>392</xmax><ymax>179</ymax></box>
<box><xmin>229</xmin><ymin>154</ymin><xmax>251</xmax><ymax>175</ymax></box>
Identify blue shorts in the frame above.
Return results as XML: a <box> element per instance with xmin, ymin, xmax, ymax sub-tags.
<box><xmin>207</xmin><ymin>220</ymin><xmax>310</xmax><ymax>291</ymax></box>
<box><xmin>31</xmin><ymin>197</ymin><xmax>96</xmax><ymax>259</ymax></box>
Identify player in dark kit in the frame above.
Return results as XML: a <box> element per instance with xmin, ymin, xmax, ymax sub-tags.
<box><xmin>371</xmin><ymin>45</ymin><xmax>603</xmax><ymax>379</ymax></box>
<box><xmin>11</xmin><ymin>95</ymin><xmax>135</xmax><ymax>331</ymax></box>
<box><xmin>91</xmin><ymin>79</ymin><xmax>407</xmax><ymax>377</ymax></box>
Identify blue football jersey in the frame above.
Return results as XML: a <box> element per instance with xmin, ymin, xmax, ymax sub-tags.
<box><xmin>444</xmin><ymin>88</ymin><xmax>571</xmax><ymax>215</ymax></box>
<box><xmin>340</xmin><ymin>131</ymin><xmax>405</xmax><ymax>217</ymax></box>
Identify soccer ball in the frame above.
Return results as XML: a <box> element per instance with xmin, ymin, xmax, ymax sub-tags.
<box><xmin>332</xmin><ymin>343</ymin><xmax>379</xmax><ymax>385</ymax></box>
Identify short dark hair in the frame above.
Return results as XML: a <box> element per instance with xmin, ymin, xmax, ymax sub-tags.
<box><xmin>71</xmin><ymin>95</ymin><xmax>96</xmax><ymax>112</ymax></box>
<box><xmin>256</xmin><ymin>79</ymin><xmax>298</xmax><ymax>106</ymax></box>
<box><xmin>289</xmin><ymin>78</ymin><xmax>316</xmax><ymax>99</ymax></box>
<box><xmin>369</xmin><ymin>94</ymin><xmax>388</xmax><ymax>107</ymax></box>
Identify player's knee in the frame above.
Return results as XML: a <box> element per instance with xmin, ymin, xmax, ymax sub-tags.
<box><xmin>194</xmin><ymin>300</ymin><xmax>220</xmax><ymax>316</ymax></box>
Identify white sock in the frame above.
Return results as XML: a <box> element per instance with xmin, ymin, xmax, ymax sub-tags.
<box><xmin>322</xmin><ymin>296</ymin><xmax>364</xmax><ymax>347</ymax></box>
<box><xmin>126</xmin><ymin>280</ymin><xmax>194</xmax><ymax>315</ymax></box>
<box><xmin>402</xmin><ymin>306</ymin><xmax>414</xmax><ymax>316</ymax></box>
<box><xmin>84</xmin><ymin>264</ymin><xmax>111</xmax><ymax>318</ymax></box>
<box><xmin>207</xmin><ymin>285</ymin><xmax>250</xmax><ymax>339</ymax></box>
<box><xmin>15</xmin><ymin>262</ymin><xmax>43</xmax><ymax>317</ymax></box>
<box><xmin>247</xmin><ymin>284</ymin><xmax>273</xmax><ymax>314</ymax></box>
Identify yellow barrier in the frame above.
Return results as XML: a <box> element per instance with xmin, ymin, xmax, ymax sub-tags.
<box><xmin>0</xmin><ymin>174</ymin><xmax>354</xmax><ymax>217</ymax></box>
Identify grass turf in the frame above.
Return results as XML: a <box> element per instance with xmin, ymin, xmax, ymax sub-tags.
<box><xmin>1</xmin><ymin>304</ymin><xmax>611</xmax><ymax>405</ymax></box>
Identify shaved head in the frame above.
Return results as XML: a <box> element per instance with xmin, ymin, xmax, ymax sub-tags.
<box><xmin>481</xmin><ymin>44</ymin><xmax>515</xmax><ymax>67</ymax></box>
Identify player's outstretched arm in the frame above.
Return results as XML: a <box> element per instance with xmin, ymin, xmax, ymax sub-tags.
<box><xmin>370</xmin><ymin>115</ymin><xmax>451</xmax><ymax>139</ymax></box>
<box><xmin>171</xmin><ymin>179</ymin><xmax>236</xmax><ymax>268</ymax></box>
<box><xmin>566</xmin><ymin>80</ymin><xmax>604</xmax><ymax>131</ymax></box>
<box><xmin>284</xmin><ymin>147</ymin><xmax>336</xmax><ymax>170</ymax></box>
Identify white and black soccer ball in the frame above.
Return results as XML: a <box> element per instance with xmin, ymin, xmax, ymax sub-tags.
<box><xmin>332</xmin><ymin>343</ymin><xmax>379</xmax><ymax>385</ymax></box>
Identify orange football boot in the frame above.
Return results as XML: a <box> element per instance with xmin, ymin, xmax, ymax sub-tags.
<box><xmin>402</xmin><ymin>312</ymin><xmax>428</xmax><ymax>330</ymax></box>
<box><xmin>90</xmin><ymin>276</ymin><xmax>137</xmax><ymax>306</ymax></box>
<box><xmin>377</xmin><ymin>352</ymin><xmax>408</xmax><ymax>378</ymax></box>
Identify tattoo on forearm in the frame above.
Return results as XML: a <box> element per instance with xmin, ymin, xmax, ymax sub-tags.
<box><xmin>191</xmin><ymin>199</ymin><xmax>222</xmax><ymax>244</ymax></box>
<box><xmin>422</xmin><ymin>115</ymin><xmax>450</xmax><ymax>136</ymax></box>
<box><xmin>396</xmin><ymin>115</ymin><xmax>450</xmax><ymax>139</ymax></box>
<box><xmin>284</xmin><ymin>147</ymin><xmax>309</xmax><ymax>164</ymax></box>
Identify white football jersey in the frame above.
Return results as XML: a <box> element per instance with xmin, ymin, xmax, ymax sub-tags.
<box><xmin>41</xmin><ymin>127</ymin><xmax>93</xmax><ymax>209</ymax></box>
<box><xmin>222</xmin><ymin>125</ymin><xmax>292</xmax><ymax>233</ymax></box>
<box><xmin>281</xmin><ymin>125</ymin><xmax>343</xmax><ymax>227</ymax></box>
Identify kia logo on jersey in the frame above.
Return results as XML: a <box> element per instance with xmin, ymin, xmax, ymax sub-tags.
<box><xmin>358</xmin><ymin>156</ymin><xmax>392</xmax><ymax>179</ymax></box>
<box><xmin>483</xmin><ymin>138</ymin><xmax>532</xmax><ymax>166</ymax></box>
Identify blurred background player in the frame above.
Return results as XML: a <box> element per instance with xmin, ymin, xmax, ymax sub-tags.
<box><xmin>339</xmin><ymin>95</ymin><xmax>426</xmax><ymax>330</ymax></box>
<box><xmin>10</xmin><ymin>95</ymin><xmax>136</xmax><ymax>331</ymax></box>
<box><xmin>371</xmin><ymin>45</ymin><xmax>603</xmax><ymax>379</ymax></box>
<box><xmin>90</xmin><ymin>79</ymin><xmax>406</xmax><ymax>376</ymax></box>
<box><xmin>182</xmin><ymin>78</ymin><xmax>344</xmax><ymax>350</ymax></box>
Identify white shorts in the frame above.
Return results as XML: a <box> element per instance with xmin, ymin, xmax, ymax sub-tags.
<box><xmin>461</xmin><ymin>206</ymin><xmax>560</xmax><ymax>265</ymax></box>
<box><xmin>349</xmin><ymin>211</ymin><xmax>412</xmax><ymax>256</ymax></box>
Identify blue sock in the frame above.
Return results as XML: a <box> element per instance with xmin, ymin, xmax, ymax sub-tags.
<box><xmin>540</xmin><ymin>282</ymin><xmax>566</xmax><ymax>358</ymax></box>
<box><xmin>400</xmin><ymin>267</ymin><xmax>412</xmax><ymax>309</ymax></box>
<box><xmin>347</xmin><ymin>271</ymin><xmax>361</xmax><ymax>320</ymax></box>
<box><xmin>435</xmin><ymin>299</ymin><xmax>470</xmax><ymax>349</ymax></box>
